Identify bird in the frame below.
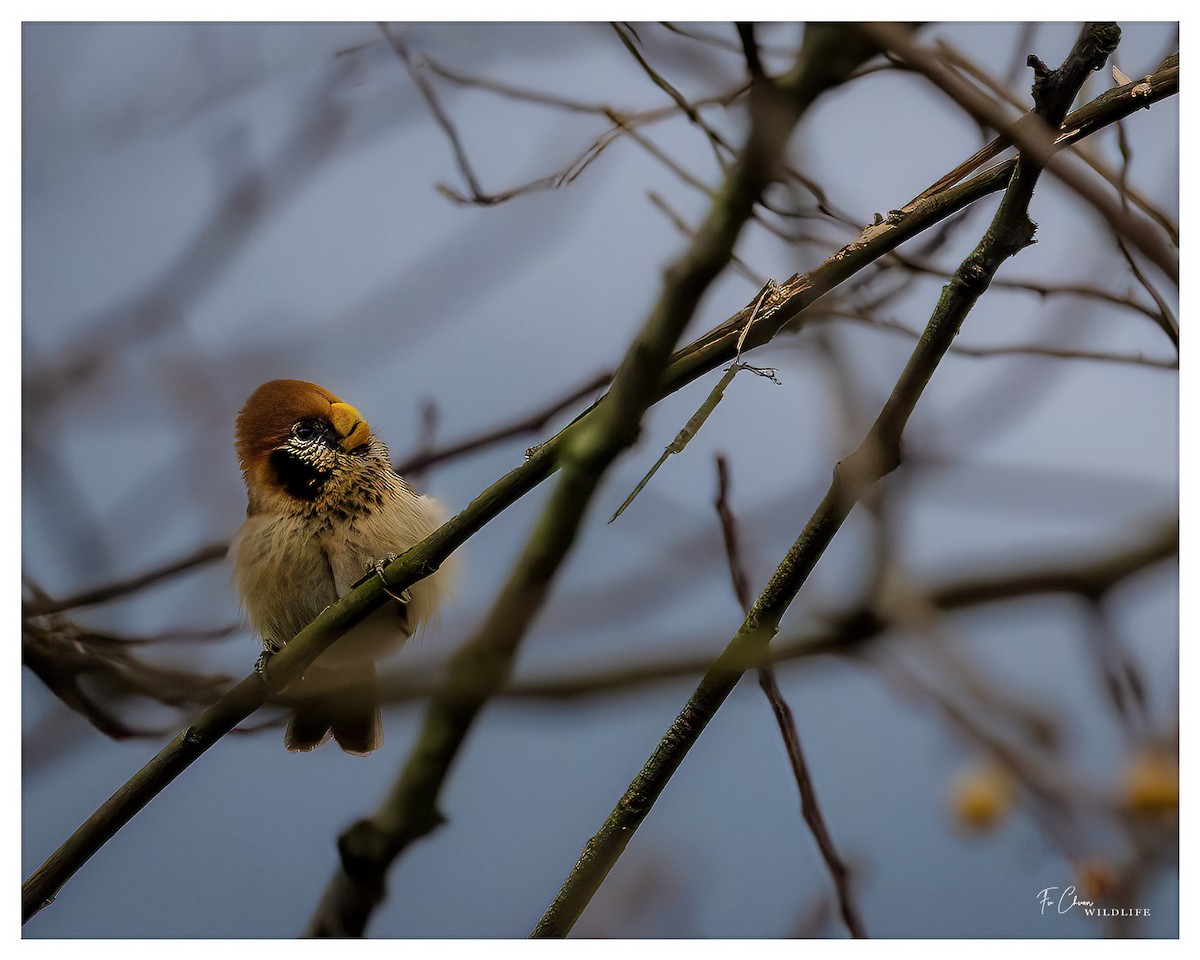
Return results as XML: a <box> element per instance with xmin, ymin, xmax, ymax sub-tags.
<box><xmin>229</xmin><ymin>379</ymin><xmax>447</xmax><ymax>755</ymax></box>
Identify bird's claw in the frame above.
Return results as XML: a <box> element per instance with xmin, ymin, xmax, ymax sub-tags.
<box><xmin>254</xmin><ymin>649</ymin><xmax>274</xmax><ymax>682</ymax></box>
<box><xmin>371</xmin><ymin>554</ymin><xmax>412</xmax><ymax>605</ymax></box>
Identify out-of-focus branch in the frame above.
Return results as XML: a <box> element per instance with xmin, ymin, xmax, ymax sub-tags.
<box><xmin>714</xmin><ymin>456</ymin><xmax>867</xmax><ymax>938</ymax></box>
<box><xmin>22</xmin><ymin>617</ymin><xmax>233</xmax><ymax>739</ymax></box>
<box><xmin>379</xmin><ymin>24</ymin><xmax>496</xmax><ymax>205</ymax></box>
<box><xmin>25</xmin><ymin>47</ymin><xmax>1175</xmax><ymax>627</ymax></box>
<box><xmin>663</xmin><ymin>21</ymin><xmax>795</xmax><ymax>60</ymax></box>
<box><xmin>304</xmin><ymin>28</ymin><xmax>853</xmax><ymax>938</ymax></box>
<box><xmin>807</xmin><ymin>306</ymin><xmax>1178</xmax><ymax>370</ymax></box>
<box><xmin>1113</xmin><ymin>234</ymin><xmax>1179</xmax><ymax>346</ymax></box>
<box><xmin>649</xmin><ymin>191</ymin><xmax>765</xmax><ymax>284</ymax></box>
<box><xmin>24</xmin><ymin>65</ymin><xmax>353</xmax><ymax>405</ymax></box>
<box><xmin>886</xmin><ymin>250</ymin><xmax>1176</xmax><ymax>346</ymax></box>
<box><xmin>423</xmin><ymin>53</ymin><xmax>750</xmax><ymax>201</ymax></box>
<box><xmin>426</xmin><ymin>53</ymin><xmax>748</xmax><ymax>116</ymax></box>
<box><xmin>394</xmin><ymin>372</ymin><xmax>612</xmax><ymax>477</ymax></box>
<box><xmin>736</xmin><ymin>23</ymin><xmax>765</xmax><ymax>81</ymax></box>
<box><xmin>531</xmin><ymin>23</ymin><xmax>1122</xmax><ymax>937</ymax></box>
<box><xmin>610</xmin><ymin>22</ymin><xmax>733</xmax><ymax>169</ymax></box>
<box><xmin>23</xmin><ymin>24</ymin><xmax>1173</xmax><ymax>928</ymax></box>
<box><xmin>364</xmin><ymin>518</ymin><xmax>1177</xmax><ymax>706</ymax></box>
<box><xmin>860</xmin><ymin>23</ymin><xmax>1177</xmax><ymax>284</ymax></box>
<box><xmin>23</xmin><ymin>543</ymin><xmax>230</xmax><ymax>617</ymax></box>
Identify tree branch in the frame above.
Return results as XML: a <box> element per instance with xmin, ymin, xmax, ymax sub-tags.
<box><xmin>22</xmin><ymin>24</ymin><xmax>1174</xmax><ymax>928</ymax></box>
<box><xmin>302</xmin><ymin>26</ymin><xmax>869</xmax><ymax>937</ymax></box>
<box><xmin>529</xmin><ymin>22</ymin><xmax>1123</xmax><ymax>937</ymax></box>
<box><xmin>24</xmin><ymin>46</ymin><xmax>1175</xmax><ymax>623</ymax></box>
<box><xmin>715</xmin><ymin>456</ymin><xmax>867</xmax><ymax>938</ymax></box>
<box><xmin>860</xmin><ymin>23</ymin><xmax>1176</xmax><ymax>284</ymax></box>
<box><xmin>23</xmin><ymin>543</ymin><xmax>230</xmax><ymax>617</ymax></box>
<box><xmin>361</xmin><ymin>518</ymin><xmax>1176</xmax><ymax>706</ymax></box>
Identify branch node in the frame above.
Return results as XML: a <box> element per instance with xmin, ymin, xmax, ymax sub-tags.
<box><xmin>336</xmin><ymin>819</ymin><xmax>392</xmax><ymax>882</ymax></box>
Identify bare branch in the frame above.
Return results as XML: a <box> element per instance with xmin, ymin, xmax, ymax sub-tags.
<box><xmin>23</xmin><ymin>543</ymin><xmax>230</xmax><ymax>617</ymax></box>
<box><xmin>807</xmin><ymin>306</ymin><xmax>1178</xmax><ymax>370</ymax></box>
<box><xmin>885</xmin><ymin>249</ymin><xmax>1177</xmax><ymax>345</ymax></box>
<box><xmin>306</xmin><ymin>28</ymin><xmax>826</xmax><ymax>937</ymax></box>
<box><xmin>23</xmin><ymin>617</ymin><xmax>233</xmax><ymax>739</ymax></box>
<box><xmin>715</xmin><ymin>456</ymin><xmax>866</xmax><ymax>938</ymax></box>
<box><xmin>394</xmin><ymin>371</ymin><xmax>613</xmax><ymax>477</ymax></box>
<box><xmin>363</xmin><ymin>518</ymin><xmax>1176</xmax><ymax>706</ymax></box>
<box><xmin>379</xmin><ymin>24</ymin><xmax>496</xmax><ymax>205</ymax></box>
<box><xmin>531</xmin><ymin>23</ymin><xmax>1123</xmax><ymax>937</ymax></box>
<box><xmin>862</xmin><ymin>23</ymin><xmax>1177</xmax><ymax>285</ymax></box>
<box><xmin>22</xmin><ymin>27</ymin><xmax>1176</xmax><ymax>928</ymax></box>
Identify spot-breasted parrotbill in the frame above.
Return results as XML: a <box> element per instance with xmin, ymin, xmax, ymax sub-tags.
<box><xmin>230</xmin><ymin>379</ymin><xmax>446</xmax><ymax>755</ymax></box>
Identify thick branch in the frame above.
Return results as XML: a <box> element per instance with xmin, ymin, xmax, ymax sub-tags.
<box><xmin>530</xmin><ymin>23</ymin><xmax>1121</xmax><ymax>937</ymax></box>
<box><xmin>303</xmin><ymin>26</ymin><xmax>883</xmax><ymax>939</ymax></box>
<box><xmin>715</xmin><ymin>456</ymin><xmax>866</xmax><ymax>938</ymax></box>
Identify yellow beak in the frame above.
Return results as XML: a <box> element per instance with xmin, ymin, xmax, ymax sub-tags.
<box><xmin>329</xmin><ymin>402</ymin><xmax>370</xmax><ymax>451</ymax></box>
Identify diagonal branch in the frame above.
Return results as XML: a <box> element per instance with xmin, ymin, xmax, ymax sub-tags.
<box><xmin>22</xmin><ymin>25</ymin><xmax>1173</xmax><ymax>928</ymax></box>
<box><xmin>303</xmin><ymin>25</ymin><xmax>881</xmax><ymax>938</ymax></box>
<box><xmin>23</xmin><ymin>543</ymin><xmax>230</xmax><ymax>617</ymax></box>
<box><xmin>861</xmin><ymin>23</ymin><xmax>1176</xmax><ymax>284</ymax></box>
<box><xmin>25</xmin><ymin>47</ymin><xmax>1176</xmax><ymax>625</ymax></box>
<box><xmin>378</xmin><ymin>23</ymin><xmax>493</xmax><ymax>205</ymax></box>
<box><xmin>362</xmin><ymin>518</ymin><xmax>1176</xmax><ymax>706</ymax></box>
<box><xmin>529</xmin><ymin>22</ymin><xmax>1123</xmax><ymax>937</ymax></box>
<box><xmin>715</xmin><ymin>456</ymin><xmax>867</xmax><ymax>938</ymax></box>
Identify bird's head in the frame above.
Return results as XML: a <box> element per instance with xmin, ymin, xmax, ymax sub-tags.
<box><xmin>235</xmin><ymin>379</ymin><xmax>382</xmax><ymax>514</ymax></box>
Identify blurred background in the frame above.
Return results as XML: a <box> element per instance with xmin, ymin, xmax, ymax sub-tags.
<box><xmin>22</xmin><ymin>22</ymin><xmax>1178</xmax><ymax>938</ymax></box>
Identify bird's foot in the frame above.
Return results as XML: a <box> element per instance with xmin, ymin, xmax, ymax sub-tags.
<box><xmin>370</xmin><ymin>554</ymin><xmax>412</xmax><ymax>605</ymax></box>
<box><xmin>254</xmin><ymin>648</ymin><xmax>275</xmax><ymax>683</ymax></box>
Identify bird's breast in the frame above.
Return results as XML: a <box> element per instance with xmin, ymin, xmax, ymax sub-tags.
<box><xmin>230</xmin><ymin>514</ymin><xmax>339</xmax><ymax>650</ymax></box>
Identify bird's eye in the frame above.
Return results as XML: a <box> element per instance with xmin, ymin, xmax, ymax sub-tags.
<box><xmin>293</xmin><ymin>423</ymin><xmax>316</xmax><ymax>441</ymax></box>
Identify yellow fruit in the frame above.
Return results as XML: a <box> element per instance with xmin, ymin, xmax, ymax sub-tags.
<box><xmin>951</xmin><ymin>763</ymin><xmax>1016</xmax><ymax>831</ymax></box>
<box><xmin>1125</xmin><ymin>749</ymin><xmax>1178</xmax><ymax>815</ymax></box>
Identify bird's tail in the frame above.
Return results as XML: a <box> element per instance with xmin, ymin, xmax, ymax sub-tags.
<box><xmin>284</xmin><ymin>661</ymin><xmax>382</xmax><ymax>756</ymax></box>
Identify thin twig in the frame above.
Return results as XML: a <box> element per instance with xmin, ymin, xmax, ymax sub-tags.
<box><xmin>807</xmin><ymin>306</ymin><xmax>1178</xmax><ymax>370</ymax></box>
<box><xmin>531</xmin><ymin>23</ymin><xmax>1123</xmax><ymax>938</ymax></box>
<box><xmin>608</xmin><ymin>21</ymin><xmax>737</xmax><ymax>174</ymax></box>
<box><xmin>379</xmin><ymin>23</ymin><xmax>496</xmax><ymax>204</ymax></box>
<box><xmin>23</xmin><ymin>543</ymin><xmax>230</xmax><ymax>617</ymax></box>
<box><xmin>715</xmin><ymin>456</ymin><xmax>867</xmax><ymax>938</ymax></box>
<box><xmin>305</xmin><ymin>29</ymin><xmax>822</xmax><ymax>938</ymax></box>
<box><xmin>362</xmin><ymin>519</ymin><xmax>1177</xmax><ymax>706</ymax></box>
<box><xmin>394</xmin><ymin>372</ymin><xmax>613</xmax><ymax>477</ymax></box>
<box><xmin>1112</xmin><ymin>235</ymin><xmax>1179</xmax><ymax>347</ymax></box>
<box><xmin>863</xmin><ymin>23</ymin><xmax>1177</xmax><ymax>284</ymax></box>
<box><xmin>886</xmin><ymin>248</ymin><xmax>1174</xmax><ymax>335</ymax></box>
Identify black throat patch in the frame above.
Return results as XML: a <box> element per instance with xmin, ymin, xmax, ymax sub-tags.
<box><xmin>269</xmin><ymin>448</ymin><xmax>331</xmax><ymax>501</ymax></box>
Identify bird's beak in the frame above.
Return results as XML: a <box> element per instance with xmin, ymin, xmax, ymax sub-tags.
<box><xmin>329</xmin><ymin>402</ymin><xmax>371</xmax><ymax>451</ymax></box>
